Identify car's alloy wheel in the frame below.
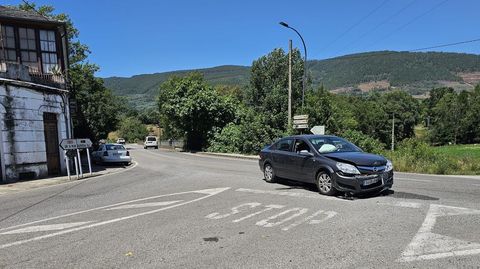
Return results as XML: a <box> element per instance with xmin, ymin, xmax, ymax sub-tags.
<box><xmin>317</xmin><ymin>172</ymin><xmax>336</xmax><ymax>196</ymax></box>
<box><xmin>264</xmin><ymin>163</ymin><xmax>276</xmax><ymax>183</ymax></box>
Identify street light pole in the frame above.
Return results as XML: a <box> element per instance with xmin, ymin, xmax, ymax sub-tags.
<box><xmin>279</xmin><ymin>21</ymin><xmax>307</xmax><ymax>109</ymax></box>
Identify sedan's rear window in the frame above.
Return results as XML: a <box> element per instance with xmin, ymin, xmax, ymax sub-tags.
<box><xmin>106</xmin><ymin>145</ymin><xmax>125</xmax><ymax>150</ymax></box>
<box><xmin>147</xmin><ymin>137</ymin><xmax>156</xmax><ymax>141</ymax></box>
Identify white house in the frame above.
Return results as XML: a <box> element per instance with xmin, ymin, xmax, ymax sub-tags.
<box><xmin>0</xmin><ymin>6</ymin><xmax>71</xmax><ymax>182</ymax></box>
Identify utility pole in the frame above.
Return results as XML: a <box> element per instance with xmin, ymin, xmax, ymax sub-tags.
<box><xmin>288</xmin><ymin>39</ymin><xmax>292</xmax><ymax>128</ymax></box>
<box><xmin>391</xmin><ymin>113</ymin><xmax>395</xmax><ymax>151</ymax></box>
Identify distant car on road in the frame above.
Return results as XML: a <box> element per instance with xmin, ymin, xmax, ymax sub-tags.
<box><xmin>92</xmin><ymin>143</ymin><xmax>131</xmax><ymax>165</ymax></box>
<box><xmin>259</xmin><ymin>135</ymin><xmax>393</xmax><ymax>196</ymax></box>
<box><xmin>144</xmin><ymin>136</ymin><xmax>158</xmax><ymax>149</ymax></box>
<box><xmin>116</xmin><ymin>138</ymin><xmax>126</xmax><ymax>144</ymax></box>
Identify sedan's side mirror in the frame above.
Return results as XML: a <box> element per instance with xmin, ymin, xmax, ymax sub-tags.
<box><xmin>299</xmin><ymin>150</ymin><xmax>314</xmax><ymax>157</ymax></box>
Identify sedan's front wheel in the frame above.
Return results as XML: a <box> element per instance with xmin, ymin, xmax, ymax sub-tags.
<box><xmin>316</xmin><ymin>171</ymin><xmax>337</xmax><ymax>196</ymax></box>
<box><xmin>264</xmin><ymin>163</ymin><xmax>276</xmax><ymax>183</ymax></box>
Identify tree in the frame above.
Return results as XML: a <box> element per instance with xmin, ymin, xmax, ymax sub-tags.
<box><xmin>158</xmin><ymin>73</ymin><xmax>235</xmax><ymax>150</ymax></box>
<box><xmin>429</xmin><ymin>92</ymin><xmax>460</xmax><ymax>144</ymax></box>
<box><xmin>18</xmin><ymin>2</ymin><xmax>121</xmax><ymax>142</ymax></box>
<box><xmin>245</xmin><ymin>48</ymin><xmax>305</xmax><ymax>130</ymax></box>
<box><xmin>118</xmin><ymin>117</ymin><xmax>148</xmax><ymax>143</ymax></box>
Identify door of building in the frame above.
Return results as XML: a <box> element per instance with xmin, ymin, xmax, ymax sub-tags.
<box><xmin>43</xmin><ymin>113</ymin><xmax>60</xmax><ymax>175</ymax></box>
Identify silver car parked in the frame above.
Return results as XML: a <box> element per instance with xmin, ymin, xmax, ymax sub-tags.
<box><xmin>92</xmin><ymin>143</ymin><xmax>131</xmax><ymax>165</ymax></box>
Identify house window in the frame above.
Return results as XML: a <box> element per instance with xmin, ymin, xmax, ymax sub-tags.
<box><xmin>1</xmin><ymin>25</ymin><xmax>17</xmax><ymax>62</ymax></box>
<box><xmin>19</xmin><ymin>27</ymin><xmax>38</xmax><ymax>70</ymax></box>
<box><xmin>39</xmin><ymin>30</ymin><xmax>58</xmax><ymax>73</ymax></box>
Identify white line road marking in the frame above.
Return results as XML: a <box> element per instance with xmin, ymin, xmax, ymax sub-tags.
<box><xmin>232</xmin><ymin>204</ymin><xmax>285</xmax><ymax>223</ymax></box>
<box><xmin>206</xmin><ymin>203</ymin><xmax>262</xmax><ymax>220</ymax></box>
<box><xmin>0</xmin><ymin>187</ymin><xmax>229</xmax><ymax>249</ymax></box>
<box><xmin>377</xmin><ymin>201</ymin><xmax>422</xmax><ymax>209</ymax></box>
<box><xmin>235</xmin><ymin>188</ymin><xmax>350</xmax><ymax>202</ymax></box>
<box><xmin>205</xmin><ymin>202</ymin><xmax>338</xmax><ymax>231</ymax></box>
<box><xmin>0</xmin><ymin>222</ymin><xmax>92</xmax><ymax>235</ymax></box>
<box><xmin>256</xmin><ymin>208</ymin><xmax>309</xmax><ymax>228</ymax></box>
<box><xmin>105</xmin><ymin>200</ymin><xmax>183</xmax><ymax>210</ymax></box>
<box><xmin>398</xmin><ymin>204</ymin><xmax>480</xmax><ymax>262</ymax></box>
<box><xmin>0</xmin><ymin>188</ymin><xmax>228</xmax><ymax>233</ymax></box>
<box><xmin>281</xmin><ymin>210</ymin><xmax>337</xmax><ymax>231</ymax></box>
<box><xmin>396</xmin><ymin>177</ymin><xmax>433</xmax><ymax>183</ymax></box>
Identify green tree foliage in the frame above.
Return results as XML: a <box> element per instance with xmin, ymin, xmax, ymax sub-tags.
<box><xmin>158</xmin><ymin>73</ymin><xmax>235</xmax><ymax>150</ymax></box>
<box><xmin>427</xmin><ymin>85</ymin><xmax>480</xmax><ymax>145</ymax></box>
<box><xmin>18</xmin><ymin>2</ymin><xmax>121</xmax><ymax>142</ymax></box>
<box><xmin>118</xmin><ymin>117</ymin><xmax>148</xmax><ymax>143</ymax></box>
<box><xmin>246</xmin><ymin>48</ymin><xmax>305</xmax><ymax>130</ymax></box>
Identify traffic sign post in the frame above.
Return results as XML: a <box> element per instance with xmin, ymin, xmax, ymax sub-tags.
<box><xmin>310</xmin><ymin>125</ymin><xmax>325</xmax><ymax>135</ymax></box>
<box><xmin>293</xmin><ymin>115</ymin><xmax>309</xmax><ymax>130</ymax></box>
<box><xmin>59</xmin><ymin>138</ymin><xmax>93</xmax><ymax>179</ymax></box>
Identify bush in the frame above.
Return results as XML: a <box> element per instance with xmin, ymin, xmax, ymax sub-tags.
<box><xmin>381</xmin><ymin>138</ymin><xmax>480</xmax><ymax>174</ymax></box>
<box><xmin>208</xmin><ymin>107</ymin><xmax>282</xmax><ymax>154</ymax></box>
<box><xmin>118</xmin><ymin>117</ymin><xmax>149</xmax><ymax>143</ymax></box>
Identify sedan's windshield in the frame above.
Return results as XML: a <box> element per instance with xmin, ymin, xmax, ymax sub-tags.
<box><xmin>308</xmin><ymin>137</ymin><xmax>361</xmax><ymax>154</ymax></box>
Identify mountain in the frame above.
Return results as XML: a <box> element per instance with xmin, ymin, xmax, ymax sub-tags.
<box><xmin>103</xmin><ymin>51</ymin><xmax>480</xmax><ymax>108</ymax></box>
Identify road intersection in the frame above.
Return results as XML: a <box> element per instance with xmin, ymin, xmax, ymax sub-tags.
<box><xmin>0</xmin><ymin>145</ymin><xmax>479</xmax><ymax>268</ymax></box>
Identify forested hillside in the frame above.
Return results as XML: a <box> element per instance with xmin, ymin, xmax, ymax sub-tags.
<box><xmin>103</xmin><ymin>51</ymin><xmax>480</xmax><ymax>107</ymax></box>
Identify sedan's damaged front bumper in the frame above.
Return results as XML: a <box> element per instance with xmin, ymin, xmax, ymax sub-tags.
<box><xmin>332</xmin><ymin>170</ymin><xmax>394</xmax><ymax>194</ymax></box>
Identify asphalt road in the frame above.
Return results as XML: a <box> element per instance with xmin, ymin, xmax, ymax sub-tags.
<box><xmin>1</xmin><ymin>145</ymin><xmax>480</xmax><ymax>268</ymax></box>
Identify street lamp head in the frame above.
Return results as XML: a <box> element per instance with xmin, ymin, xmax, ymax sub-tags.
<box><xmin>279</xmin><ymin>21</ymin><xmax>289</xmax><ymax>28</ymax></box>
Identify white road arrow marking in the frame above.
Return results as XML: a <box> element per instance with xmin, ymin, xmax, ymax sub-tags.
<box><xmin>0</xmin><ymin>222</ymin><xmax>92</xmax><ymax>235</ymax></box>
<box><xmin>0</xmin><ymin>187</ymin><xmax>229</xmax><ymax>250</ymax></box>
<box><xmin>106</xmin><ymin>200</ymin><xmax>182</xmax><ymax>210</ymax></box>
<box><xmin>398</xmin><ymin>204</ymin><xmax>480</xmax><ymax>262</ymax></box>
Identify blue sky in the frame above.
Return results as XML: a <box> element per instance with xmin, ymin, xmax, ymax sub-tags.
<box><xmin>5</xmin><ymin>0</ymin><xmax>480</xmax><ymax>77</ymax></box>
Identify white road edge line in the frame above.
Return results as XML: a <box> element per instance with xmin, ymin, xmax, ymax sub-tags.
<box><xmin>0</xmin><ymin>187</ymin><xmax>230</xmax><ymax>250</ymax></box>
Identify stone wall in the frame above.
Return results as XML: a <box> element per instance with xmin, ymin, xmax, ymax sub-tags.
<box><xmin>0</xmin><ymin>81</ymin><xmax>68</xmax><ymax>181</ymax></box>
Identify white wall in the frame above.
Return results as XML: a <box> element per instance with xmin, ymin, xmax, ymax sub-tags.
<box><xmin>0</xmin><ymin>83</ymin><xmax>68</xmax><ymax>181</ymax></box>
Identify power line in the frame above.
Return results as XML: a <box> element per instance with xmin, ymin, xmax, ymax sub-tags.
<box><xmin>365</xmin><ymin>0</ymin><xmax>450</xmax><ymax>50</ymax></box>
<box><xmin>410</xmin><ymin>38</ymin><xmax>480</xmax><ymax>52</ymax></box>
<box><xmin>321</xmin><ymin>0</ymin><xmax>391</xmax><ymax>51</ymax></box>
<box><xmin>318</xmin><ymin>37</ymin><xmax>480</xmax><ymax>62</ymax></box>
<box><xmin>336</xmin><ymin>0</ymin><xmax>417</xmax><ymax>55</ymax></box>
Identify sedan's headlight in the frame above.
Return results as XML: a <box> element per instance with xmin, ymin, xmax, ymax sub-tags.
<box><xmin>336</xmin><ymin>162</ymin><xmax>360</xmax><ymax>175</ymax></box>
<box><xmin>385</xmin><ymin>160</ymin><xmax>393</xmax><ymax>172</ymax></box>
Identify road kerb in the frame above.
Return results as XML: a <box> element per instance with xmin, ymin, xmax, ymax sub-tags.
<box><xmin>0</xmin><ymin>161</ymin><xmax>138</xmax><ymax>196</ymax></box>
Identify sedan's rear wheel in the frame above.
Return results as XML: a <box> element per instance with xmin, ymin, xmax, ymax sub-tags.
<box><xmin>316</xmin><ymin>172</ymin><xmax>337</xmax><ymax>196</ymax></box>
<box><xmin>264</xmin><ymin>163</ymin><xmax>276</xmax><ymax>183</ymax></box>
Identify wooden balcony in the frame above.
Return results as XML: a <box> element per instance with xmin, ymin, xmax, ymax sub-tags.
<box><xmin>0</xmin><ymin>61</ymin><xmax>66</xmax><ymax>89</ymax></box>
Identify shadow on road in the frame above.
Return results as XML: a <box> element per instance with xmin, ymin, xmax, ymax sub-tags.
<box><xmin>269</xmin><ymin>178</ymin><xmax>439</xmax><ymax>201</ymax></box>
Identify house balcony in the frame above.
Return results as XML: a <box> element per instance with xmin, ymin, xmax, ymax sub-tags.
<box><xmin>0</xmin><ymin>61</ymin><xmax>66</xmax><ymax>90</ymax></box>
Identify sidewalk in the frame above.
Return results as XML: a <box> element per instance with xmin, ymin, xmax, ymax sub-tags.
<box><xmin>0</xmin><ymin>162</ymin><xmax>137</xmax><ymax>196</ymax></box>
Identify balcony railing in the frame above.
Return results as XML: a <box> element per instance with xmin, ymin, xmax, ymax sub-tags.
<box><xmin>0</xmin><ymin>61</ymin><xmax>66</xmax><ymax>89</ymax></box>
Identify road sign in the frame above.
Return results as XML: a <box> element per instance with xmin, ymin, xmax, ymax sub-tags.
<box><xmin>310</xmin><ymin>125</ymin><xmax>325</xmax><ymax>135</ymax></box>
<box><xmin>293</xmin><ymin>115</ymin><xmax>308</xmax><ymax>120</ymax></box>
<box><xmin>76</xmin><ymin>138</ymin><xmax>92</xmax><ymax>149</ymax></box>
<box><xmin>60</xmin><ymin>139</ymin><xmax>78</xmax><ymax>150</ymax></box>
<box><xmin>293</xmin><ymin>119</ymin><xmax>308</xmax><ymax>125</ymax></box>
<box><xmin>293</xmin><ymin>124</ymin><xmax>309</xmax><ymax>129</ymax></box>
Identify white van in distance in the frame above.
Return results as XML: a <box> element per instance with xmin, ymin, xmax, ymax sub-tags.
<box><xmin>144</xmin><ymin>136</ymin><xmax>158</xmax><ymax>149</ymax></box>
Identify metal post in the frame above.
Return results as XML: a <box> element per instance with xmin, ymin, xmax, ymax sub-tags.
<box><xmin>74</xmin><ymin>155</ymin><xmax>79</xmax><ymax>179</ymax></box>
<box><xmin>288</xmin><ymin>39</ymin><xmax>292</xmax><ymax>128</ymax></box>
<box><xmin>64</xmin><ymin>150</ymin><xmax>71</xmax><ymax>180</ymax></box>
<box><xmin>86</xmin><ymin>148</ymin><xmax>92</xmax><ymax>175</ymax></box>
<box><xmin>279</xmin><ymin>22</ymin><xmax>307</xmax><ymax>109</ymax></box>
<box><xmin>391</xmin><ymin>113</ymin><xmax>395</xmax><ymax>151</ymax></box>
<box><xmin>76</xmin><ymin>148</ymin><xmax>83</xmax><ymax>178</ymax></box>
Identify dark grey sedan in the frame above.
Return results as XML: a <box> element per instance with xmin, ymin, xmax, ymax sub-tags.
<box><xmin>259</xmin><ymin>135</ymin><xmax>393</xmax><ymax>196</ymax></box>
